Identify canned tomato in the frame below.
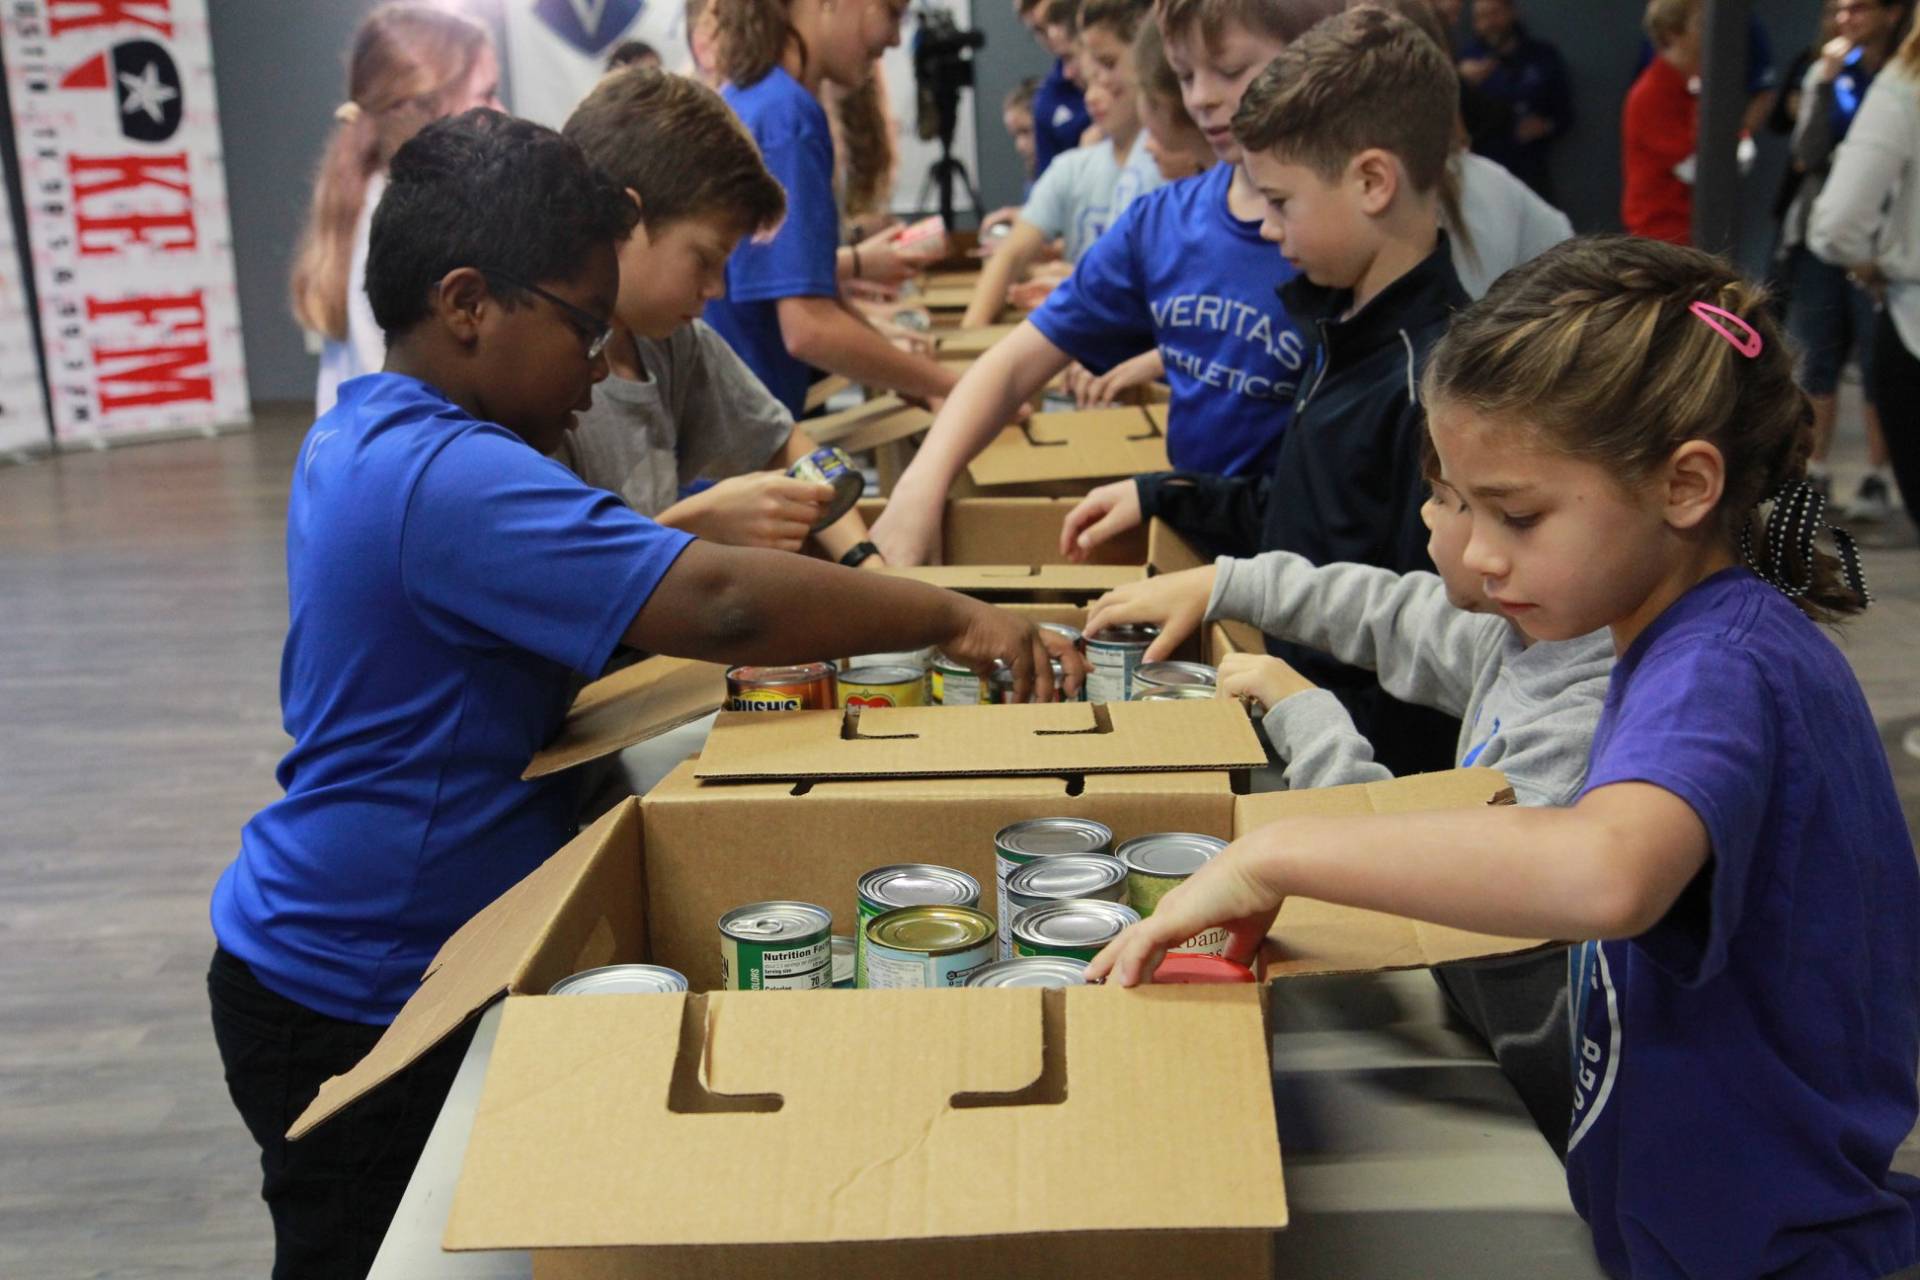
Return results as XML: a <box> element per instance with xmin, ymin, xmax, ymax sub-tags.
<box><xmin>787</xmin><ymin>445</ymin><xmax>865</xmax><ymax>531</ymax></box>
<box><xmin>831</xmin><ymin>935</ymin><xmax>855</xmax><ymax>989</ymax></box>
<box><xmin>929</xmin><ymin>651</ymin><xmax>982</xmax><ymax>706</ymax></box>
<box><xmin>726</xmin><ymin>663</ymin><xmax>837</xmax><ymax>711</ymax></box>
<box><xmin>984</xmin><ymin>658</ymin><xmax>1075</xmax><ymax>703</ymax></box>
<box><xmin>1011</xmin><ymin>899</ymin><xmax>1142</xmax><ymax>961</ymax></box>
<box><xmin>548</xmin><ymin>964</ymin><xmax>688</xmax><ymax>995</ymax></box>
<box><xmin>718</xmin><ymin>901</ymin><xmax>834</xmax><ymax>990</ymax></box>
<box><xmin>1132</xmin><ymin>661</ymin><xmax>1216</xmax><ymax>695</ymax></box>
<box><xmin>862</xmin><ymin>905</ymin><xmax>997</xmax><ymax>988</ymax></box>
<box><xmin>855</xmin><ymin>863</ymin><xmax>982</xmax><ymax>988</ymax></box>
<box><xmin>993</xmin><ymin>817</ymin><xmax>1114</xmax><ymax>959</ymax></box>
<box><xmin>1084</xmin><ymin>624</ymin><xmax>1158</xmax><ymax>703</ymax></box>
<box><xmin>1132</xmin><ymin>685</ymin><xmax>1217</xmax><ymax>702</ymax></box>
<box><xmin>1005</xmin><ymin>853</ymin><xmax>1129</xmax><ymax>916</ymax></box>
<box><xmin>838</xmin><ymin>664</ymin><xmax>928</xmax><ymax>710</ymax></box>
<box><xmin>1117</xmin><ymin>832</ymin><xmax>1232</xmax><ymax>956</ymax></box>
<box><xmin>965</xmin><ymin>956</ymin><xmax>1089</xmax><ymax>988</ymax></box>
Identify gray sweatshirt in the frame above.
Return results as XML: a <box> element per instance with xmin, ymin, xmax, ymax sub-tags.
<box><xmin>1210</xmin><ymin>550</ymin><xmax>1615</xmax><ymax>1155</ymax></box>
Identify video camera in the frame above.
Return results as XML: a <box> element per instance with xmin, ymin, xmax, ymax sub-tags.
<box><xmin>912</xmin><ymin>4</ymin><xmax>985</xmax><ymax>144</ymax></box>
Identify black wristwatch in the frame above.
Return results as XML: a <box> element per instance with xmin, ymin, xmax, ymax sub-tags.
<box><xmin>839</xmin><ymin>540</ymin><xmax>882</xmax><ymax>568</ymax></box>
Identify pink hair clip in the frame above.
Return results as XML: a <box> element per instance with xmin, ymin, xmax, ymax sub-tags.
<box><xmin>1690</xmin><ymin>301</ymin><xmax>1763</xmax><ymax>358</ymax></box>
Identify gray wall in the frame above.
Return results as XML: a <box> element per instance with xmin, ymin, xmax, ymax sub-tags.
<box><xmin>966</xmin><ymin>0</ymin><xmax>1056</xmax><ymax>217</ymax></box>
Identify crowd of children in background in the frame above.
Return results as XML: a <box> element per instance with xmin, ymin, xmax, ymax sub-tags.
<box><xmin>222</xmin><ymin>0</ymin><xmax>1920</xmax><ymax>1276</ymax></box>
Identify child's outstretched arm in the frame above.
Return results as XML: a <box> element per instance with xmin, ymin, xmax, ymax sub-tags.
<box><xmin>1087</xmin><ymin>781</ymin><xmax>1711</xmax><ymax>987</ymax></box>
<box><xmin>1216</xmin><ymin>652</ymin><xmax>1394</xmax><ymax>793</ymax></box>
<box><xmin>961</xmin><ymin>220</ymin><xmax>1050</xmax><ymax>329</ymax></box>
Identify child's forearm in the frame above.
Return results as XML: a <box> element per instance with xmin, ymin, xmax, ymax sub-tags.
<box><xmin>961</xmin><ymin>222</ymin><xmax>1043</xmax><ymax>329</ymax></box>
<box><xmin>1261</xmin><ymin>691</ymin><xmax>1396</xmax><ymax>792</ymax></box>
<box><xmin>776</xmin><ymin>296</ymin><xmax>957</xmax><ymax>404</ymax></box>
<box><xmin>1246</xmin><ymin>785</ymin><xmax>1710</xmax><ymax>944</ymax></box>
<box><xmin>890</xmin><ymin>323</ymin><xmax>1068</xmax><ymax>502</ymax></box>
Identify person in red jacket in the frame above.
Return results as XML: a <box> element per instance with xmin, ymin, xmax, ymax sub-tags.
<box><xmin>1623</xmin><ymin>0</ymin><xmax>1702</xmax><ymax>243</ymax></box>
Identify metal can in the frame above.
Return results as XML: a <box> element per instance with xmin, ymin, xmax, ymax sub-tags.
<box><xmin>993</xmin><ymin>817</ymin><xmax>1114</xmax><ymax>959</ymax></box>
<box><xmin>965</xmin><ymin>956</ymin><xmax>1089</xmax><ymax>988</ymax></box>
<box><xmin>1039</xmin><ymin>621</ymin><xmax>1084</xmax><ymax>647</ymax></box>
<box><xmin>1117</xmin><ymin>833</ymin><xmax>1232</xmax><ymax>956</ymax></box>
<box><xmin>862</xmin><ymin>905</ymin><xmax>997</xmax><ymax>989</ymax></box>
<box><xmin>984</xmin><ymin>658</ymin><xmax>1073</xmax><ymax>703</ymax></box>
<box><xmin>846</xmin><ymin>646</ymin><xmax>936</xmax><ymax>673</ymax></box>
<box><xmin>1132</xmin><ymin>685</ymin><xmax>1217</xmax><ymax>702</ymax></box>
<box><xmin>1005</xmin><ymin>853</ymin><xmax>1129</xmax><ymax>916</ymax></box>
<box><xmin>718</xmin><ymin>901</ymin><xmax>834</xmax><ymax>990</ymax></box>
<box><xmin>726</xmin><ymin>662</ymin><xmax>837</xmax><ymax>712</ymax></box>
<box><xmin>855</xmin><ymin>863</ymin><xmax>983</xmax><ymax>988</ymax></box>
<box><xmin>831</xmin><ymin>935</ymin><xmax>855</xmax><ymax>989</ymax></box>
<box><xmin>548</xmin><ymin>963</ymin><xmax>688</xmax><ymax>995</ymax></box>
<box><xmin>1131</xmin><ymin>661</ymin><xmax>1217</xmax><ymax>695</ymax></box>
<box><xmin>1011</xmin><ymin>899</ymin><xmax>1142</xmax><ymax>961</ymax></box>
<box><xmin>929</xmin><ymin>651</ymin><xmax>982</xmax><ymax>706</ymax></box>
<box><xmin>787</xmin><ymin>445</ymin><xmax>865</xmax><ymax>532</ymax></box>
<box><xmin>1084</xmin><ymin>624</ymin><xmax>1158</xmax><ymax>703</ymax></box>
<box><xmin>838</xmin><ymin>664</ymin><xmax>929</xmax><ymax>710</ymax></box>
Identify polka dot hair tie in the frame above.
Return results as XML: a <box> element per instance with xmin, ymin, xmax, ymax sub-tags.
<box><xmin>1739</xmin><ymin>477</ymin><xmax>1872</xmax><ymax>606</ymax></box>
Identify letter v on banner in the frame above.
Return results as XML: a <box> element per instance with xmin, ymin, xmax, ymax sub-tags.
<box><xmin>0</xmin><ymin>0</ymin><xmax>249</xmax><ymax>446</ymax></box>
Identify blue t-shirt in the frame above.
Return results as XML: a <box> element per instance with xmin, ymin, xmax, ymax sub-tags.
<box><xmin>1031</xmin><ymin>58</ymin><xmax>1090</xmax><ymax>180</ymax></box>
<box><xmin>1566</xmin><ymin>569</ymin><xmax>1920</xmax><ymax>1279</ymax></box>
<box><xmin>706</xmin><ymin>68</ymin><xmax>840</xmax><ymax>417</ymax></box>
<box><xmin>1029</xmin><ymin>163</ymin><xmax>1307</xmax><ymax>476</ymax></box>
<box><xmin>1830</xmin><ymin>46</ymin><xmax>1878</xmax><ymax>144</ymax></box>
<box><xmin>210</xmin><ymin>374</ymin><xmax>694</xmax><ymax>1023</ymax></box>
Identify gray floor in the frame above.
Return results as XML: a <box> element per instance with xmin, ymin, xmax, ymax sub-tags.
<box><xmin>2</xmin><ymin>403</ymin><xmax>1917</xmax><ymax>1279</ymax></box>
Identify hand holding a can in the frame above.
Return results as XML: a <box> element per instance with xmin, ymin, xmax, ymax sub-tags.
<box><xmin>1085</xmin><ymin>844</ymin><xmax>1279</xmax><ymax>988</ymax></box>
<box><xmin>939</xmin><ymin>601</ymin><xmax>1088</xmax><ymax>702</ymax></box>
<box><xmin>1084</xmin><ymin>564</ymin><xmax>1217</xmax><ymax>662</ymax></box>
<box><xmin>1215</xmin><ymin>652</ymin><xmax>1316</xmax><ymax>714</ymax></box>
<box><xmin>660</xmin><ymin>471</ymin><xmax>833</xmax><ymax>552</ymax></box>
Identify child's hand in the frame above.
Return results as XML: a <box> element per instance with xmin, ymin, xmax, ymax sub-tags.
<box><xmin>1215</xmin><ymin>652</ymin><xmax>1315</xmax><ymax>713</ymax></box>
<box><xmin>1082</xmin><ymin>565</ymin><xmax>1217</xmax><ymax>661</ymax></box>
<box><xmin>1074</xmin><ymin>349</ymin><xmax>1164</xmax><ymax>409</ymax></box>
<box><xmin>1085</xmin><ymin>842</ymin><xmax>1281</xmax><ymax>986</ymax></box>
<box><xmin>937</xmin><ymin>601</ymin><xmax>1087</xmax><ymax>701</ymax></box>
<box><xmin>1059</xmin><ymin>480</ymin><xmax>1143</xmax><ymax>563</ymax></box>
<box><xmin>658</xmin><ymin>472</ymin><xmax>831</xmax><ymax>552</ymax></box>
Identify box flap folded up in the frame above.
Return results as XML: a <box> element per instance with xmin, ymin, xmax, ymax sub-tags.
<box><xmin>967</xmin><ymin>407</ymin><xmax>1170</xmax><ymax>487</ymax></box>
<box><xmin>692</xmin><ymin>700</ymin><xmax>1267</xmax><ymax>781</ymax></box>
<box><xmin>805</xmin><ymin>394</ymin><xmax>934</xmax><ymax>453</ymax></box>
<box><xmin>524</xmin><ymin>656</ymin><xmax>726</xmax><ymax>780</ymax></box>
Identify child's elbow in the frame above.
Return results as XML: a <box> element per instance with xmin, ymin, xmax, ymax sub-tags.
<box><xmin>779</xmin><ymin>306</ymin><xmax>824</xmax><ymax>364</ymax></box>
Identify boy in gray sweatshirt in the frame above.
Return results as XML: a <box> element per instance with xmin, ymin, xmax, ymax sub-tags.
<box><xmin>1084</xmin><ymin>473</ymin><xmax>1613</xmax><ymax>1156</ymax></box>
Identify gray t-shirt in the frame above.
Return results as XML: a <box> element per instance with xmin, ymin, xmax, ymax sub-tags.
<box><xmin>553</xmin><ymin>320</ymin><xmax>794</xmax><ymax>516</ymax></box>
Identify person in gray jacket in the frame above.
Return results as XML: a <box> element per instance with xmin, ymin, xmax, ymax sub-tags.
<box><xmin>1085</xmin><ymin>458</ymin><xmax>1613</xmax><ymax>1155</ymax></box>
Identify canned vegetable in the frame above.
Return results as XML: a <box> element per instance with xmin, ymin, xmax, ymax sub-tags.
<box><xmin>1011</xmin><ymin>899</ymin><xmax>1142</xmax><ymax>961</ymax></box>
<box><xmin>993</xmin><ymin>817</ymin><xmax>1115</xmax><ymax>959</ymax></box>
<box><xmin>855</xmin><ymin>863</ymin><xmax>982</xmax><ymax>988</ymax></box>
<box><xmin>1117</xmin><ymin>833</ymin><xmax>1232</xmax><ymax>956</ymax></box>
<box><xmin>862</xmin><ymin>905</ymin><xmax>997</xmax><ymax>988</ymax></box>
<box><xmin>718</xmin><ymin>900</ymin><xmax>834</xmax><ymax>990</ymax></box>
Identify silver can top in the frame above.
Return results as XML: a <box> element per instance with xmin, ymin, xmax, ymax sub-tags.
<box><xmin>1085</xmin><ymin>624</ymin><xmax>1159</xmax><ymax>648</ymax></box>
<box><xmin>1131</xmin><ymin>685</ymin><xmax>1216</xmax><ymax>702</ymax></box>
<box><xmin>995</xmin><ymin>816</ymin><xmax>1115</xmax><ymax>858</ymax></box>
<box><xmin>1006</xmin><ymin>853</ymin><xmax>1128</xmax><ymax>903</ymax></box>
<box><xmin>548</xmin><ymin>964</ymin><xmax>689</xmax><ymax>996</ymax></box>
<box><xmin>1133</xmin><ymin>660</ymin><xmax>1217</xmax><ymax>690</ymax></box>
<box><xmin>1039</xmin><ymin>621</ymin><xmax>1084</xmax><ymax>645</ymax></box>
<box><xmin>858</xmin><ymin>863</ymin><xmax>982</xmax><ymax>910</ymax></box>
<box><xmin>1117</xmin><ymin>833</ymin><xmax>1228</xmax><ymax>878</ymax></box>
<box><xmin>719</xmin><ymin>900</ymin><xmax>833</xmax><ymax>941</ymax></box>
<box><xmin>1012</xmin><ymin>899</ymin><xmax>1142</xmax><ymax>948</ymax></box>
<box><xmin>965</xmin><ymin>956</ymin><xmax>1090</xmax><ymax>988</ymax></box>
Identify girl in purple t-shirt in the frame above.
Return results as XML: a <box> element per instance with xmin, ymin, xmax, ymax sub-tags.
<box><xmin>1091</xmin><ymin>235</ymin><xmax>1920</xmax><ymax>1279</ymax></box>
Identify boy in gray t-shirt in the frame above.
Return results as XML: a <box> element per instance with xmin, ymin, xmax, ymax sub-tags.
<box><xmin>1084</xmin><ymin>472</ymin><xmax>1613</xmax><ymax>1157</ymax></box>
<box><xmin>554</xmin><ymin>67</ymin><xmax>888</xmax><ymax>570</ymax></box>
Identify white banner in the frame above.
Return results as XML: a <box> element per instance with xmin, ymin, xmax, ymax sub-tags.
<box><xmin>502</xmin><ymin>0</ymin><xmax>978</xmax><ymax>218</ymax></box>
<box><xmin>1</xmin><ymin>0</ymin><xmax>249</xmax><ymax>446</ymax></box>
<box><xmin>0</xmin><ymin>160</ymin><xmax>50</xmax><ymax>458</ymax></box>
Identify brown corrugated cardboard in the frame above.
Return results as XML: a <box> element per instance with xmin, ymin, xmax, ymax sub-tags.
<box><xmin>935</xmin><ymin>323</ymin><xmax>1017</xmax><ymax>357</ymax></box>
<box><xmin>803</xmin><ymin>375</ymin><xmax>852</xmax><ymax>412</ymax></box>
<box><xmin>522</xmin><ymin>656</ymin><xmax>725</xmax><ymax>780</ymax></box>
<box><xmin>882</xmin><ymin>563</ymin><xmax>1140</xmax><ymax>597</ymax></box>
<box><xmin>804</xmin><ymin>394</ymin><xmax>934</xmax><ymax>453</ymax></box>
<box><xmin>967</xmin><ymin>406</ymin><xmax>1171</xmax><ymax>488</ymax></box>
<box><xmin>852</xmin><ymin>496</ymin><xmax>1149</xmax><ymax>566</ymax></box>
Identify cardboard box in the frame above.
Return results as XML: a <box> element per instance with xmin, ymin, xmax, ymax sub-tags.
<box><xmin>968</xmin><ymin>406</ymin><xmax>1170</xmax><ymax>489</ymax></box>
<box><xmin>805</xmin><ymin>394</ymin><xmax>934</xmax><ymax>454</ymax></box>
<box><xmin>292</xmin><ymin>714</ymin><xmax>1535</xmax><ymax>1280</ymax></box>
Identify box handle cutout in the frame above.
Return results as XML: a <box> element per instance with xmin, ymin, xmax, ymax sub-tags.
<box><xmin>839</xmin><ymin>707</ymin><xmax>920</xmax><ymax>742</ymax></box>
<box><xmin>666</xmin><ymin>995</ymin><xmax>784</xmax><ymax>1115</ymax></box>
<box><xmin>1033</xmin><ymin>704</ymin><xmax>1114</xmax><ymax>737</ymax></box>
<box><xmin>1125</xmin><ymin>408</ymin><xmax>1164</xmax><ymax>443</ymax></box>
<box><xmin>1016</xmin><ymin>422</ymin><xmax>1069</xmax><ymax>450</ymax></box>
<box><xmin>950</xmin><ymin>988</ymin><xmax>1068</xmax><ymax>1109</ymax></box>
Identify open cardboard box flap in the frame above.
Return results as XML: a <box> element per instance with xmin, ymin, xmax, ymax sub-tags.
<box><xmin>691</xmin><ymin>700</ymin><xmax>1267</xmax><ymax>781</ymax></box>
<box><xmin>805</xmin><ymin>394</ymin><xmax>934</xmax><ymax>453</ymax></box>
<box><xmin>935</xmin><ymin>323</ymin><xmax>1017</xmax><ymax>357</ymax></box>
<box><xmin>882</xmin><ymin>563</ymin><xmax>1141</xmax><ymax>594</ymax></box>
<box><xmin>968</xmin><ymin>406</ymin><xmax>1171</xmax><ymax>488</ymax></box>
<box><xmin>443</xmin><ymin>984</ymin><xmax>1286</xmax><ymax>1252</ymax></box>
<box><xmin>1244</xmin><ymin>768</ymin><xmax>1555</xmax><ymax>976</ymax></box>
<box><xmin>524</xmin><ymin>656</ymin><xmax>725</xmax><ymax>780</ymax></box>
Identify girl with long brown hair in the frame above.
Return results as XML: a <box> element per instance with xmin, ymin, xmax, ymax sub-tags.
<box><xmin>291</xmin><ymin>3</ymin><xmax>499</xmax><ymax>414</ymax></box>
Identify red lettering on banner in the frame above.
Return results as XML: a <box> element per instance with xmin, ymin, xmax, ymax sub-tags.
<box><xmin>68</xmin><ymin>153</ymin><xmax>197</xmax><ymax>255</ymax></box>
<box><xmin>87</xmin><ymin>291</ymin><xmax>213</xmax><ymax>411</ymax></box>
<box><xmin>47</xmin><ymin>0</ymin><xmax>173</xmax><ymax>38</ymax></box>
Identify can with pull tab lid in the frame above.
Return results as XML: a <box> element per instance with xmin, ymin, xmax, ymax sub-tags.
<box><xmin>718</xmin><ymin>901</ymin><xmax>834</xmax><ymax>990</ymax></box>
<box><xmin>992</xmin><ymin>817</ymin><xmax>1114</xmax><ymax>960</ymax></box>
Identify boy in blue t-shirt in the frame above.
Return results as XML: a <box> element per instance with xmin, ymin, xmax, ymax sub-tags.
<box><xmin>1022</xmin><ymin>0</ymin><xmax>1093</xmax><ymax>178</ymax></box>
<box><xmin>206</xmin><ymin>110</ymin><xmax>1077</xmax><ymax>1280</ymax></box>
<box><xmin>873</xmin><ymin>0</ymin><xmax>1326</xmax><ymax>567</ymax></box>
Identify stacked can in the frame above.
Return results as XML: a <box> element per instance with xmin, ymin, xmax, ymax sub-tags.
<box><xmin>992</xmin><ymin>818</ymin><xmax>1114</xmax><ymax>960</ymax></box>
<box><xmin>718</xmin><ymin>901</ymin><xmax>835</xmax><ymax>989</ymax></box>
<box><xmin>1084</xmin><ymin>624</ymin><xmax>1158</xmax><ymax>703</ymax></box>
<box><xmin>1010</xmin><ymin>899</ymin><xmax>1141</xmax><ymax>961</ymax></box>
<box><xmin>726</xmin><ymin>663</ymin><xmax>838</xmax><ymax>711</ymax></box>
<box><xmin>1117</xmin><ymin>833</ymin><xmax>1232</xmax><ymax>955</ymax></box>
<box><xmin>965</xmin><ymin>956</ymin><xmax>1090</xmax><ymax>988</ymax></box>
<box><xmin>854</xmin><ymin>864</ymin><xmax>982</xmax><ymax>987</ymax></box>
<box><xmin>863</xmin><ymin>905</ymin><xmax>998</xmax><ymax>988</ymax></box>
<box><xmin>1003</xmin><ymin>853</ymin><xmax>1129</xmax><ymax>916</ymax></box>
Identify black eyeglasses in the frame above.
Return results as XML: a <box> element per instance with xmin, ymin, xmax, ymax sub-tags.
<box><xmin>481</xmin><ymin>268</ymin><xmax>614</xmax><ymax>362</ymax></box>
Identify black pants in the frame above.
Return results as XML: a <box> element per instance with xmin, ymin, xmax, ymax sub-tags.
<box><xmin>206</xmin><ymin>948</ymin><xmax>474</xmax><ymax>1280</ymax></box>
<box><xmin>1868</xmin><ymin>308</ymin><xmax>1920</xmax><ymax>538</ymax></box>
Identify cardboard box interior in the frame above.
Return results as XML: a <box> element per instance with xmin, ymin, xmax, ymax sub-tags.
<box><xmin>967</xmin><ymin>406</ymin><xmax>1171</xmax><ymax>489</ymax></box>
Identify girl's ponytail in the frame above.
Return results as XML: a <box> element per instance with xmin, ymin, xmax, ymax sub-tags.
<box><xmin>290</xmin><ymin>107</ymin><xmax>383</xmax><ymax>339</ymax></box>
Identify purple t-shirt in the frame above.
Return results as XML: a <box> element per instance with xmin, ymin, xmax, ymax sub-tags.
<box><xmin>1567</xmin><ymin>568</ymin><xmax>1920</xmax><ymax>1278</ymax></box>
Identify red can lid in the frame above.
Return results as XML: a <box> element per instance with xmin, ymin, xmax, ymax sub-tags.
<box><xmin>1152</xmin><ymin>952</ymin><xmax>1256</xmax><ymax>984</ymax></box>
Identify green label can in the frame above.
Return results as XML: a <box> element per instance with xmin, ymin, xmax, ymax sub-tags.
<box><xmin>993</xmin><ymin>817</ymin><xmax>1114</xmax><ymax>960</ymax></box>
<box><xmin>1084</xmin><ymin>624</ymin><xmax>1158</xmax><ymax>703</ymax></box>
<box><xmin>862</xmin><ymin>905</ymin><xmax>997</xmax><ymax>988</ymax></box>
<box><xmin>855</xmin><ymin>863</ymin><xmax>982</xmax><ymax>988</ymax></box>
<box><xmin>718</xmin><ymin>901</ymin><xmax>834</xmax><ymax>990</ymax></box>
<box><xmin>1010</xmin><ymin>899</ymin><xmax>1142</xmax><ymax>961</ymax></box>
<box><xmin>1118</xmin><ymin>833</ymin><xmax>1232</xmax><ymax>955</ymax></box>
<box><xmin>929</xmin><ymin>651</ymin><xmax>981</xmax><ymax>705</ymax></box>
